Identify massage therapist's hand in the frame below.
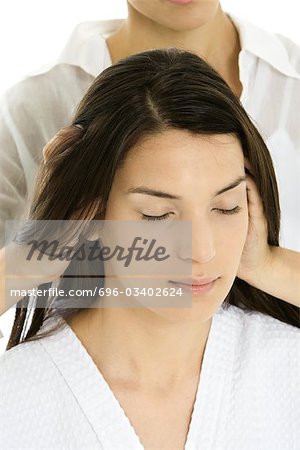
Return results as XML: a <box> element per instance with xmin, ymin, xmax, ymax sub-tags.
<box><xmin>0</xmin><ymin>241</ymin><xmax>71</xmax><ymax>313</ymax></box>
<box><xmin>0</xmin><ymin>127</ymin><xmax>100</xmax><ymax>315</ymax></box>
<box><xmin>237</xmin><ymin>173</ymin><xmax>271</xmax><ymax>281</ymax></box>
<box><xmin>0</xmin><ymin>228</ymin><xmax>100</xmax><ymax>315</ymax></box>
<box><xmin>238</xmin><ymin>174</ymin><xmax>300</xmax><ymax>306</ymax></box>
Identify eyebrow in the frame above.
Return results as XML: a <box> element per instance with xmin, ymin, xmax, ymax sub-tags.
<box><xmin>214</xmin><ymin>175</ymin><xmax>246</xmax><ymax>196</ymax></box>
<box><xmin>126</xmin><ymin>175</ymin><xmax>246</xmax><ymax>200</ymax></box>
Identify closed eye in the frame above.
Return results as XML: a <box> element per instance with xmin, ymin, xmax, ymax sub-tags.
<box><xmin>213</xmin><ymin>206</ymin><xmax>241</xmax><ymax>215</ymax></box>
<box><xmin>141</xmin><ymin>207</ymin><xmax>241</xmax><ymax>221</ymax></box>
<box><xmin>142</xmin><ymin>213</ymin><xmax>172</xmax><ymax>221</ymax></box>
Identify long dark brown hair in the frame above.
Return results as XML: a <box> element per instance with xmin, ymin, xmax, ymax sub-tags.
<box><xmin>7</xmin><ymin>48</ymin><xmax>299</xmax><ymax>350</ymax></box>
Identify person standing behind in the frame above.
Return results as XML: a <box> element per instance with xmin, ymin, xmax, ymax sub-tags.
<box><xmin>1</xmin><ymin>1</ymin><xmax>300</xmax><ymax>250</ymax></box>
<box><xmin>0</xmin><ymin>1</ymin><xmax>299</xmax><ymax>315</ymax></box>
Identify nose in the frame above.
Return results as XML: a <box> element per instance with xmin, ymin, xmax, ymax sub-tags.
<box><xmin>177</xmin><ymin>216</ymin><xmax>216</xmax><ymax>264</ymax></box>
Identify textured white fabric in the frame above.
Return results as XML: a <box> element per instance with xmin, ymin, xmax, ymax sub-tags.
<box><xmin>1</xmin><ymin>16</ymin><xmax>300</xmax><ymax>250</ymax></box>
<box><xmin>0</xmin><ymin>304</ymin><xmax>299</xmax><ymax>450</ymax></box>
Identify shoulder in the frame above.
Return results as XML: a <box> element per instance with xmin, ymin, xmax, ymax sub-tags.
<box><xmin>0</xmin><ymin>325</ymin><xmax>100</xmax><ymax>449</ymax></box>
<box><xmin>0</xmin><ymin>339</ymin><xmax>55</xmax><ymax>437</ymax></box>
<box><xmin>231</xmin><ymin>14</ymin><xmax>300</xmax><ymax>79</ymax></box>
<box><xmin>275</xmin><ymin>33</ymin><xmax>300</xmax><ymax>72</ymax></box>
<box><xmin>0</xmin><ymin>317</ymin><xmax>73</xmax><ymax>399</ymax></box>
<box><xmin>218</xmin><ymin>304</ymin><xmax>300</xmax><ymax>379</ymax></box>
<box><xmin>0</xmin><ymin>333</ymin><xmax>62</xmax><ymax>398</ymax></box>
<box><xmin>2</xmin><ymin>19</ymin><xmax>117</xmax><ymax>103</ymax></box>
<box><xmin>220</xmin><ymin>303</ymin><xmax>300</xmax><ymax>344</ymax></box>
<box><xmin>0</xmin><ymin>19</ymin><xmax>118</xmax><ymax>131</ymax></box>
<box><xmin>216</xmin><ymin>305</ymin><xmax>300</xmax><ymax>442</ymax></box>
<box><xmin>0</xmin><ymin>65</ymin><xmax>93</xmax><ymax>165</ymax></box>
<box><xmin>1</xmin><ymin>65</ymin><xmax>93</xmax><ymax>124</ymax></box>
<box><xmin>0</xmin><ymin>326</ymin><xmax>68</xmax><ymax>438</ymax></box>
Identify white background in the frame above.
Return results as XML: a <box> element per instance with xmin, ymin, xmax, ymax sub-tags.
<box><xmin>1</xmin><ymin>0</ymin><xmax>300</xmax><ymax>353</ymax></box>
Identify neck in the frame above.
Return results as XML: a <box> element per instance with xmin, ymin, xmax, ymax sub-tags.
<box><xmin>68</xmin><ymin>307</ymin><xmax>211</xmax><ymax>391</ymax></box>
<box><xmin>107</xmin><ymin>5</ymin><xmax>242</xmax><ymax>96</ymax></box>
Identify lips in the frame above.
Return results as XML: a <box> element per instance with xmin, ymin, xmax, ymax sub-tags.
<box><xmin>170</xmin><ymin>277</ymin><xmax>218</xmax><ymax>286</ymax></box>
<box><xmin>169</xmin><ymin>277</ymin><xmax>219</xmax><ymax>295</ymax></box>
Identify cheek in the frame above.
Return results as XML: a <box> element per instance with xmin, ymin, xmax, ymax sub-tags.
<box><xmin>217</xmin><ymin>211</ymin><xmax>249</xmax><ymax>264</ymax></box>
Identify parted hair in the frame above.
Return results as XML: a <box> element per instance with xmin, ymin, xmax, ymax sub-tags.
<box><xmin>7</xmin><ymin>48</ymin><xmax>299</xmax><ymax>350</ymax></box>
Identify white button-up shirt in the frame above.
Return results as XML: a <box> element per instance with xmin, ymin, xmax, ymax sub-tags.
<box><xmin>0</xmin><ymin>16</ymin><xmax>300</xmax><ymax>249</ymax></box>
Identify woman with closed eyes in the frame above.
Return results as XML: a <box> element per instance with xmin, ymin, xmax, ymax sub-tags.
<box><xmin>1</xmin><ymin>0</ymin><xmax>300</xmax><ymax>319</ymax></box>
<box><xmin>0</xmin><ymin>49</ymin><xmax>299</xmax><ymax>450</ymax></box>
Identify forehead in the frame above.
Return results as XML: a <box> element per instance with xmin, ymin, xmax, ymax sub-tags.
<box><xmin>123</xmin><ymin>129</ymin><xmax>243</xmax><ymax>172</ymax></box>
<box><xmin>113</xmin><ymin>130</ymin><xmax>245</xmax><ymax>198</ymax></box>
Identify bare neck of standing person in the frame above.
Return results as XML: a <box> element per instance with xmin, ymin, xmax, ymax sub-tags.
<box><xmin>107</xmin><ymin>4</ymin><xmax>242</xmax><ymax>97</ymax></box>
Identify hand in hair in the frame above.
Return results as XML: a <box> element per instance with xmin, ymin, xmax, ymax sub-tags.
<box><xmin>237</xmin><ymin>171</ymin><xmax>300</xmax><ymax>307</ymax></box>
<box><xmin>237</xmin><ymin>170</ymin><xmax>270</xmax><ymax>280</ymax></box>
<box><xmin>0</xmin><ymin>127</ymin><xmax>101</xmax><ymax>316</ymax></box>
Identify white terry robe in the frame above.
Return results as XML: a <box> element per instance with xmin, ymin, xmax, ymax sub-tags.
<box><xmin>0</xmin><ymin>304</ymin><xmax>299</xmax><ymax>450</ymax></box>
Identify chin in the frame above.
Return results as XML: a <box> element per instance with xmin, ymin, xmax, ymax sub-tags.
<box><xmin>150</xmin><ymin>298</ymin><xmax>223</xmax><ymax>324</ymax></box>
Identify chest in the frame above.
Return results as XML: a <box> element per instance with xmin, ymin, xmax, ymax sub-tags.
<box><xmin>109</xmin><ymin>380</ymin><xmax>199</xmax><ymax>450</ymax></box>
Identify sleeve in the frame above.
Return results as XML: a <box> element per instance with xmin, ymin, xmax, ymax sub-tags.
<box><xmin>0</xmin><ymin>76</ymin><xmax>55</xmax><ymax>248</ymax></box>
<box><xmin>0</xmin><ymin>104</ymin><xmax>28</xmax><ymax>248</ymax></box>
<box><xmin>0</xmin><ymin>67</ymin><xmax>91</xmax><ymax>248</ymax></box>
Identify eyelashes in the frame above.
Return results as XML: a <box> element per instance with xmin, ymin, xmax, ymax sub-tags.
<box><xmin>142</xmin><ymin>206</ymin><xmax>241</xmax><ymax>221</ymax></box>
<box><xmin>142</xmin><ymin>212</ymin><xmax>172</xmax><ymax>222</ymax></box>
<box><xmin>213</xmin><ymin>206</ymin><xmax>241</xmax><ymax>215</ymax></box>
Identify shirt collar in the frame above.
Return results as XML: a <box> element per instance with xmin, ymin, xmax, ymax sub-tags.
<box><xmin>27</xmin><ymin>19</ymin><xmax>120</xmax><ymax>78</ymax></box>
<box><xmin>29</xmin><ymin>16</ymin><xmax>300</xmax><ymax>81</ymax></box>
<box><xmin>55</xmin><ymin>20</ymin><xmax>121</xmax><ymax>76</ymax></box>
<box><xmin>230</xmin><ymin>14</ymin><xmax>300</xmax><ymax>79</ymax></box>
